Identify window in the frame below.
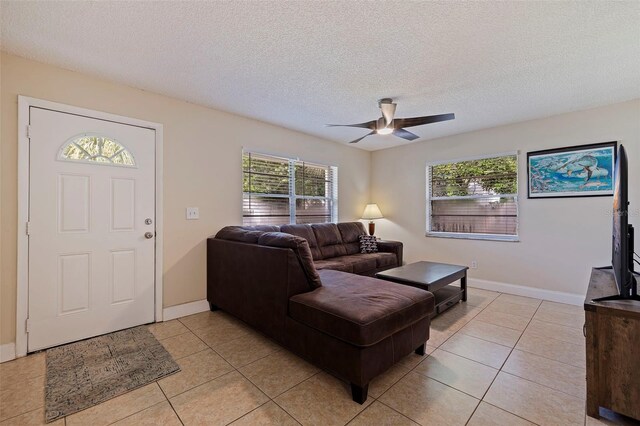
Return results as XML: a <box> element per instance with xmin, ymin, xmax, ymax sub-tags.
<box><xmin>427</xmin><ymin>153</ymin><xmax>518</xmax><ymax>241</ymax></box>
<box><xmin>243</xmin><ymin>151</ymin><xmax>338</xmax><ymax>226</ymax></box>
<box><xmin>59</xmin><ymin>135</ymin><xmax>136</xmax><ymax>167</ymax></box>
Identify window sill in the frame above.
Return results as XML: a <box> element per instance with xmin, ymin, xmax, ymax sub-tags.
<box><xmin>425</xmin><ymin>232</ymin><xmax>519</xmax><ymax>242</ymax></box>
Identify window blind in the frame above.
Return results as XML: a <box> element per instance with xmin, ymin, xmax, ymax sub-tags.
<box><xmin>427</xmin><ymin>154</ymin><xmax>518</xmax><ymax>239</ymax></box>
<box><xmin>243</xmin><ymin>152</ymin><xmax>338</xmax><ymax>226</ymax></box>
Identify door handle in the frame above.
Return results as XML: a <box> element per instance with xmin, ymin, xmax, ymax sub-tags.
<box><xmin>144</xmin><ymin>232</ymin><xmax>154</xmax><ymax>239</ymax></box>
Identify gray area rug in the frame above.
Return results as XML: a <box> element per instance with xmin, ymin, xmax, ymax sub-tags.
<box><xmin>45</xmin><ymin>325</ymin><xmax>180</xmax><ymax>423</ymax></box>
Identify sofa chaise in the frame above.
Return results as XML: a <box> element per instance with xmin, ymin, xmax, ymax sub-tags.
<box><xmin>207</xmin><ymin>222</ymin><xmax>434</xmax><ymax>403</ymax></box>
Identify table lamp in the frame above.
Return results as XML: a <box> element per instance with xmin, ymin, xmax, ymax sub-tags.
<box><xmin>362</xmin><ymin>204</ymin><xmax>384</xmax><ymax>236</ymax></box>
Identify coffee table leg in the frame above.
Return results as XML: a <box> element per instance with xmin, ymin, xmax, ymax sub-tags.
<box><xmin>461</xmin><ymin>272</ymin><xmax>467</xmax><ymax>302</ymax></box>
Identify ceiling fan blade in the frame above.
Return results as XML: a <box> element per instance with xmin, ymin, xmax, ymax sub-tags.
<box><xmin>326</xmin><ymin>120</ymin><xmax>377</xmax><ymax>130</ymax></box>
<box><xmin>380</xmin><ymin>102</ymin><xmax>396</xmax><ymax>126</ymax></box>
<box><xmin>349</xmin><ymin>131</ymin><xmax>376</xmax><ymax>144</ymax></box>
<box><xmin>393</xmin><ymin>113</ymin><xmax>455</xmax><ymax>129</ymax></box>
<box><xmin>392</xmin><ymin>128</ymin><xmax>420</xmax><ymax>141</ymax></box>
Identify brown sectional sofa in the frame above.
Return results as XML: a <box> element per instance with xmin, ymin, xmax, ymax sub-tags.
<box><xmin>218</xmin><ymin>221</ymin><xmax>404</xmax><ymax>275</ymax></box>
<box><xmin>207</xmin><ymin>222</ymin><xmax>434</xmax><ymax>403</ymax></box>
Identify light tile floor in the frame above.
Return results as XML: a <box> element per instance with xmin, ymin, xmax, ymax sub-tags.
<box><xmin>1</xmin><ymin>287</ymin><xmax>637</xmax><ymax>425</ymax></box>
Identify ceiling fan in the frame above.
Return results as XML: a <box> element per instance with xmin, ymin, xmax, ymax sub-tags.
<box><xmin>327</xmin><ymin>98</ymin><xmax>455</xmax><ymax>144</ymax></box>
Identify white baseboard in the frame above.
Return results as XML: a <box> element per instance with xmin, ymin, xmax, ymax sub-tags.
<box><xmin>162</xmin><ymin>299</ymin><xmax>210</xmax><ymax>321</ymax></box>
<box><xmin>2</xmin><ymin>301</ymin><xmax>210</xmax><ymax>363</ymax></box>
<box><xmin>468</xmin><ymin>278</ymin><xmax>584</xmax><ymax>306</ymax></box>
<box><xmin>0</xmin><ymin>342</ymin><xmax>16</xmax><ymax>363</ymax></box>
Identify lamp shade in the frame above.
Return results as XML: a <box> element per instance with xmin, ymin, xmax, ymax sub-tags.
<box><xmin>362</xmin><ymin>203</ymin><xmax>384</xmax><ymax>220</ymax></box>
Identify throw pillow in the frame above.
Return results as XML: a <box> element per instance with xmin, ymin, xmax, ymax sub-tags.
<box><xmin>359</xmin><ymin>235</ymin><xmax>378</xmax><ymax>253</ymax></box>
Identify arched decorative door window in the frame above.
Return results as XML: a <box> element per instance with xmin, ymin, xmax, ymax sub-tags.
<box><xmin>58</xmin><ymin>134</ymin><xmax>136</xmax><ymax>167</ymax></box>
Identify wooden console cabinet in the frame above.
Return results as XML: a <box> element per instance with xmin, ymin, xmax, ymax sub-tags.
<box><xmin>584</xmin><ymin>268</ymin><xmax>640</xmax><ymax>421</ymax></box>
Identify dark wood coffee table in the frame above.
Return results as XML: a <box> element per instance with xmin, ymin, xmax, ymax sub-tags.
<box><xmin>376</xmin><ymin>261</ymin><xmax>468</xmax><ymax>317</ymax></box>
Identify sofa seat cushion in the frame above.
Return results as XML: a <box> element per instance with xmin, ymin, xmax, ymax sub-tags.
<box><xmin>335</xmin><ymin>254</ymin><xmax>377</xmax><ymax>274</ymax></box>
<box><xmin>289</xmin><ymin>270</ymin><xmax>434</xmax><ymax>346</ymax></box>
<box><xmin>370</xmin><ymin>252</ymin><xmax>397</xmax><ymax>268</ymax></box>
<box><xmin>314</xmin><ymin>259</ymin><xmax>353</xmax><ymax>273</ymax></box>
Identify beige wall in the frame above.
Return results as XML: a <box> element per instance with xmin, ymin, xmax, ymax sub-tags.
<box><xmin>2</xmin><ymin>50</ymin><xmax>638</xmax><ymax>349</ymax></box>
<box><xmin>0</xmin><ymin>52</ymin><xmax>371</xmax><ymax>345</ymax></box>
<box><xmin>372</xmin><ymin>99</ymin><xmax>640</xmax><ymax>297</ymax></box>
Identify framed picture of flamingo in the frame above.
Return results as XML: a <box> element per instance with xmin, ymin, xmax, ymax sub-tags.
<box><xmin>527</xmin><ymin>141</ymin><xmax>617</xmax><ymax>198</ymax></box>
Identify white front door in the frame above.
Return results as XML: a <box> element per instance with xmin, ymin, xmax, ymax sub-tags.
<box><xmin>27</xmin><ymin>107</ymin><xmax>156</xmax><ymax>351</ymax></box>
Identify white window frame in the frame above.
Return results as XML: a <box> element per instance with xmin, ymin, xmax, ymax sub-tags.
<box><xmin>242</xmin><ymin>150</ymin><xmax>338</xmax><ymax>225</ymax></box>
<box><xmin>426</xmin><ymin>151</ymin><xmax>520</xmax><ymax>242</ymax></box>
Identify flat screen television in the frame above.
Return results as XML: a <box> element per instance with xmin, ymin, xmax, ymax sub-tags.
<box><xmin>595</xmin><ymin>144</ymin><xmax>638</xmax><ymax>301</ymax></box>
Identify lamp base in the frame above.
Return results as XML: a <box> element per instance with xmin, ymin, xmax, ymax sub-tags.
<box><xmin>368</xmin><ymin>221</ymin><xmax>375</xmax><ymax>236</ymax></box>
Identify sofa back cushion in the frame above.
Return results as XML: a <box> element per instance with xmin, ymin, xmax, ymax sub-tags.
<box><xmin>258</xmin><ymin>232</ymin><xmax>322</xmax><ymax>289</ymax></box>
<box><xmin>337</xmin><ymin>222</ymin><xmax>367</xmax><ymax>255</ymax></box>
<box><xmin>280</xmin><ymin>224</ymin><xmax>322</xmax><ymax>260</ymax></box>
<box><xmin>311</xmin><ymin>223</ymin><xmax>347</xmax><ymax>259</ymax></box>
<box><xmin>215</xmin><ymin>226</ymin><xmax>265</xmax><ymax>243</ymax></box>
<box><xmin>246</xmin><ymin>225</ymin><xmax>281</xmax><ymax>232</ymax></box>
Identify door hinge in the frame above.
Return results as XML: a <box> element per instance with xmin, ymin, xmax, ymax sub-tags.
<box><xmin>26</xmin><ymin>125</ymin><xmax>32</xmax><ymax>139</ymax></box>
<box><xmin>26</xmin><ymin>221</ymin><xmax>31</xmax><ymax>236</ymax></box>
<box><xmin>25</xmin><ymin>318</ymin><xmax>31</xmax><ymax>333</ymax></box>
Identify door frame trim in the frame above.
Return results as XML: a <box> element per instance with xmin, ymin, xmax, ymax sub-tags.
<box><xmin>16</xmin><ymin>96</ymin><xmax>164</xmax><ymax>357</ymax></box>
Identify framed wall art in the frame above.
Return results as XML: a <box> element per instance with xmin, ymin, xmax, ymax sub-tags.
<box><xmin>527</xmin><ymin>141</ymin><xmax>617</xmax><ymax>198</ymax></box>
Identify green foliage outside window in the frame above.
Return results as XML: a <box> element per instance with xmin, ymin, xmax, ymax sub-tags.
<box><xmin>242</xmin><ymin>154</ymin><xmax>288</xmax><ymax>194</ymax></box>
<box><xmin>294</xmin><ymin>164</ymin><xmax>328</xmax><ymax>197</ymax></box>
<box><xmin>431</xmin><ymin>156</ymin><xmax>517</xmax><ymax>197</ymax></box>
<box><xmin>243</xmin><ymin>153</ymin><xmax>329</xmax><ymax>196</ymax></box>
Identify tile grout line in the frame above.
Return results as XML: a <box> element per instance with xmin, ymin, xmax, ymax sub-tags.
<box><xmin>529</xmin><ymin>316</ymin><xmax>585</xmax><ymax>331</ymax></box>
<box><xmin>375</xmin><ymin>398</ymin><xmax>428</xmax><ymax>425</ymax></box>
<box><xmin>154</xmin><ymin>328</ymin><xmax>193</xmax><ymax>342</ymax></box>
<box><xmin>372</xmin><ymin>298</ymin><xmax>502</xmax><ymax>424</ymax></box>
<box><xmin>5</xmin><ymin>296</ymin><xmax>587</xmax><ymax>426</ymax></box>
<box><xmin>238</xmin><ymin>363</ymin><xmax>319</xmax><ymax>401</ymax></box>
<box><xmin>429</xmin><ymin>298</ymin><xmax>498</xmax><ymax>349</ymax></box>
<box><xmin>174</xmin><ymin>314</ymin><xmax>325</xmax><ymax>425</ymax></box>
<box><xmin>104</xmin><ymin>400</ymin><xmax>175</xmax><ymax>426</ymax></box>
<box><xmin>221</xmin><ymin>399</ymin><xmax>270</xmax><ymax>426</ymax></box>
<box><xmin>155</xmin><ymin>379</ymin><xmax>185</xmax><ymax>426</ymax></box>
<box><xmin>374</xmin><ymin>353</ymin><xmax>433</xmax><ymax>402</ymax></box>
<box><xmin>508</xmin><ymin>344</ymin><xmax>586</xmax><ymax>370</ymax></box>
<box><xmin>179</xmin><ymin>312</ymin><xmax>327</xmax><ymax>405</ymax></box>
<box><xmin>94</xmin><ymin>382</ymin><xmax>168</xmax><ymax>426</ymax></box>
<box><xmin>497</xmin><ymin>370</ymin><xmax>586</xmax><ymax>402</ymax></box>
<box><xmin>0</xmin><ymin>405</ymin><xmax>47</xmax><ymax>424</ymax></box>
<box><xmin>162</xmin><ymin>369</ymin><xmax>240</xmax><ymax>401</ymax></box>
<box><xmin>480</xmin><ymin>400</ymin><xmax>543</xmax><ymax>426</ymax></box>
<box><xmin>160</xmin><ymin>361</ymin><xmax>233</xmax><ymax>401</ymax></box>
<box><xmin>469</xmin><ymin>299</ymin><xmax>545</xmax><ymax>424</ymax></box>
<box><xmin>270</xmin><ymin>371</ymin><xmax>335</xmax><ymax>424</ymax></box>
<box><xmin>184</xmin><ymin>316</ymin><xmax>283</xmax><ymax>370</ymax></box>
<box><xmin>460</xmin><ymin>296</ymin><xmax>529</xmax><ymax>426</ymax></box>
<box><xmin>168</xmin><ymin>345</ymin><xmax>211</xmax><ymax>363</ymax></box>
<box><xmin>409</xmin><ymin>368</ymin><xmax>485</xmax><ymax>402</ymax></box>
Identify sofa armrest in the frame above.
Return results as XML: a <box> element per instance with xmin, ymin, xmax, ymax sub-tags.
<box><xmin>377</xmin><ymin>240</ymin><xmax>403</xmax><ymax>266</ymax></box>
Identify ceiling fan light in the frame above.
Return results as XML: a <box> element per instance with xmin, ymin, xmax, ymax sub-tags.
<box><xmin>377</xmin><ymin>127</ymin><xmax>393</xmax><ymax>135</ymax></box>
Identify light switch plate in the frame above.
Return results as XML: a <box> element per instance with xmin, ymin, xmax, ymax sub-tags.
<box><xmin>186</xmin><ymin>207</ymin><xmax>199</xmax><ymax>220</ymax></box>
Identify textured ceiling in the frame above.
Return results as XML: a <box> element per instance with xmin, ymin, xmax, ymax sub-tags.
<box><xmin>2</xmin><ymin>1</ymin><xmax>639</xmax><ymax>151</ymax></box>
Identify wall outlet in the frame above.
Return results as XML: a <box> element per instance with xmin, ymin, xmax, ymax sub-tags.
<box><xmin>186</xmin><ymin>207</ymin><xmax>199</xmax><ymax>220</ymax></box>
<box><xmin>471</xmin><ymin>260</ymin><xmax>478</xmax><ymax>269</ymax></box>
